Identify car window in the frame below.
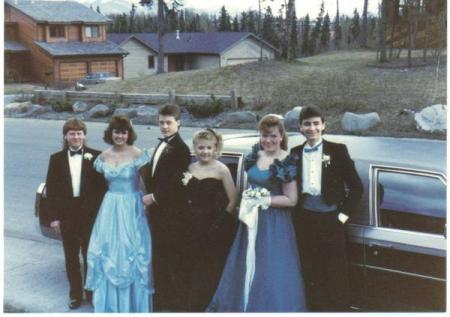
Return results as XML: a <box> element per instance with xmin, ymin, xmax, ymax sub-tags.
<box><xmin>376</xmin><ymin>170</ymin><xmax>446</xmax><ymax>236</ymax></box>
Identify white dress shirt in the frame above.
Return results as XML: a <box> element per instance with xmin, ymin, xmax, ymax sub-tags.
<box><xmin>302</xmin><ymin>140</ymin><xmax>323</xmax><ymax>196</ymax></box>
<box><xmin>152</xmin><ymin>135</ymin><xmax>175</xmax><ymax>175</ymax></box>
<box><xmin>67</xmin><ymin>148</ymin><xmax>83</xmax><ymax>197</ymax></box>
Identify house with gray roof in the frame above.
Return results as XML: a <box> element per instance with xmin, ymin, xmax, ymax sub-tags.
<box><xmin>5</xmin><ymin>0</ymin><xmax>127</xmax><ymax>85</ymax></box>
<box><xmin>108</xmin><ymin>32</ymin><xmax>279</xmax><ymax>79</ymax></box>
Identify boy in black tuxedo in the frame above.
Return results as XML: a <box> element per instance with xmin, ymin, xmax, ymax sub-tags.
<box><xmin>45</xmin><ymin>118</ymin><xmax>106</xmax><ymax>309</ymax></box>
<box><xmin>290</xmin><ymin>106</ymin><xmax>363</xmax><ymax>311</ymax></box>
<box><xmin>142</xmin><ymin>104</ymin><xmax>191</xmax><ymax>311</ymax></box>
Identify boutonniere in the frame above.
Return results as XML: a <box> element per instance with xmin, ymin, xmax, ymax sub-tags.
<box><xmin>181</xmin><ymin>172</ymin><xmax>193</xmax><ymax>186</ymax></box>
<box><xmin>322</xmin><ymin>154</ymin><xmax>331</xmax><ymax>167</ymax></box>
<box><xmin>83</xmin><ymin>152</ymin><xmax>93</xmax><ymax>161</ymax></box>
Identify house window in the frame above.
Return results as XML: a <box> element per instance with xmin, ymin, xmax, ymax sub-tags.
<box><xmin>148</xmin><ymin>56</ymin><xmax>155</xmax><ymax>69</ymax></box>
<box><xmin>85</xmin><ymin>25</ymin><xmax>100</xmax><ymax>38</ymax></box>
<box><xmin>49</xmin><ymin>25</ymin><xmax>65</xmax><ymax>38</ymax></box>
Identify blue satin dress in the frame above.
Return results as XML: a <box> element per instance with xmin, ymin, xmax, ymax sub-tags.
<box><xmin>207</xmin><ymin>154</ymin><xmax>307</xmax><ymax>312</ymax></box>
<box><xmin>85</xmin><ymin>150</ymin><xmax>153</xmax><ymax>312</ymax></box>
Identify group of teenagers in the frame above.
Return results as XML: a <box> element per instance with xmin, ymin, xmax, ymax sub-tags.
<box><xmin>45</xmin><ymin>104</ymin><xmax>363</xmax><ymax>313</ymax></box>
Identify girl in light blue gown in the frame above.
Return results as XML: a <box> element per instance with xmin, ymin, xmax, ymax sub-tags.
<box><xmin>207</xmin><ymin>114</ymin><xmax>307</xmax><ymax>312</ymax></box>
<box><xmin>85</xmin><ymin>116</ymin><xmax>153</xmax><ymax>312</ymax></box>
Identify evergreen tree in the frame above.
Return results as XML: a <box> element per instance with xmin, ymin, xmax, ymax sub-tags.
<box><xmin>310</xmin><ymin>1</ymin><xmax>324</xmax><ymax>54</ymax></box>
<box><xmin>240</xmin><ymin>11</ymin><xmax>248</xmax><ymax>31</ymax></box>
<box><xmin>247</xmin><ymin>10</ymin><xmax>257</xmax><ymax>33</ymax></box>
<box><xmin>301</xmin><ymin>14</ymin><xmax>310</xmax><ymax>55</ymax></box>
<box><xmin>350</xmin><ymin>8</ymin><xmax>360</xmax><ymax>44</ymax></box>
<box><xmin>129</xmin><ymin>3</ymin><xmax>137</xmax><ymax>32</ymax></box>
<box><xmin>232</xmin><ymin>15</ymin><xmax>239</xmax><ymax>31</ymax></box>
<box><xmin>218</xmin><ymin>6</ymin><xmax>232</xmax><ymax>31</ymax></box>
<box><xmin>320</xmin><ymin>13</ymin><xmax>330</xmax><ymax>49</ymax></box>
<box><xmin>290</xmin><ymin>7</ymin><xmax>298</xmax><ymax>58</ymax></box>
<box><xmin>179</xmin><ymin>10</ymin><xmax>185</xmax><ymax>31</ymax></box>
<box><xmin>333</xmin><ymin>0</ymin><xmax>342</xmax><ymax>48</ymax></box>
<box><xmin>96</xmin><ymin>5</ymin><xmax>101</xmax><ymax>14</ymax></box>
<box><xmin>262</xmin><ymin>6</ymin><xmax>278</xmax><ymax>46</ymax></box>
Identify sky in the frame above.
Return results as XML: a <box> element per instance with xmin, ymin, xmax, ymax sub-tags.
<box><xmin>182</xmin><ymin>0</ymin><xmax>381</xmax><ymax>17</ymax></box>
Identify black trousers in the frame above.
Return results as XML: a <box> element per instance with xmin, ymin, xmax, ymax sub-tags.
<box><xmin>60</xmin><ymin>198</ymin><xmax>92</xmax><ymax>301</ymax></box>
<box><xmin>294</xmin><ymin>208</ymin><xmax>350</xmax><ymax>312</ymax></box>
<box><xmin>149</xmin><ymin>206</ymin><xmax>190</xmax><ymax>311</ymax></box>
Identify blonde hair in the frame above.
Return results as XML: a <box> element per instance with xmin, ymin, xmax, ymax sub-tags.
<box><xmin>258</xmin><ymin>114</ymin><xmax>288</xmax><ymax>150</ymax></box>
<box><xmin>192</xmin><ymin>128</ymin><xmax>223</xmax><ymax>158</ymax></box>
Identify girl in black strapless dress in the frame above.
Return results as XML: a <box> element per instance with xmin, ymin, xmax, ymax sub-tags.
<box><xmin>183</xmin><ymin>128</ymin><xmax>238</xmax><ymax>312</ymax></box>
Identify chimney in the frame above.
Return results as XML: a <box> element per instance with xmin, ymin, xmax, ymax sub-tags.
<box><xmin>176</xmin><ymin>29</ymin><xmax>180</xmax><ymax>40</ymax></box>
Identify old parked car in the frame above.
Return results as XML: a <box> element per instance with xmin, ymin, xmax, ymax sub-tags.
<box><xmin>35</xmin><ymin>133</ymin><xmax>446</xmax><ymax>312</ymax></box>
<box><xmin>76</xmin><ymin>72</ymin><xmax>121</xmax><ymax>85</ymax></box>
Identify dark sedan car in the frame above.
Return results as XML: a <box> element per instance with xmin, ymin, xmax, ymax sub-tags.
<box><xmin>35</xmin><ymin>133</ymin><xmax>446</xmax><ymax>312</ymax></box>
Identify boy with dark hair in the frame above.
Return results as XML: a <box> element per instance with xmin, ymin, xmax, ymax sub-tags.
<box><xmin>290</xmin><ymin>106</ymin><xmax>363</xmax><ymax>311</ymax></box>
<box><xmin>142</xmin><ymin>104</ymin><xmax>191</xmax><ymax>311</ymax></box>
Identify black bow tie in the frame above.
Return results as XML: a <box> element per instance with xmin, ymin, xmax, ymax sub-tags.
<box><xmin>158</xmin><ymin>136</ymin><xmax>170</xmax><ymax>143</ymax></box>
<box><xmin>69</xmin><ymin>149</ymin><xmax>83</xmax><ymax>156</ymax></box>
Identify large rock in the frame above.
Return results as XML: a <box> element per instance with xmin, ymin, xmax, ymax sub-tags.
<box><xmin>414</xmin><ymin>104</ymin><xmax>447</xmax><ymax>132</ymax></box>
<box><xmin>215</xmin><ymin>111</ymin><xmax>257</xmax><ymax>127</ymax></box>
<box><xmin>4</xmin><ymin>101</ymin><xmax>33</xmax><ymax>114</ymax></box>
<box><xmin>134</xmin><ymin>105</ymin><xmax>159</xmax><ymax>124</ymax></box>
<box><xmin>113</xmin><ymin>108</ymin><xmax>138</xmax><ymax>118</ymax></box>
<box><xmin>72</xmin><ymin>101</ymin><xmax>90</xmax><ymax>113</ymax></box>
<box><xmin>341</xmin><ymin>112</ymin><xmax>381</xmax><ymax>132</ymax></box>
<box><xmin>284</xmin><ymin>106</ymin><xmax>302</xmax><ymax>130</ymax></box>
<box><xmin>28</xmin><ymin>104</ymin><xmax>51</xmax><ymax>115</ymax></box>
<box><xmin>87</xmin><ymin>104</ymin><xmax>111</xmax><ymax>118</ymax></box>
<box><xmin>4</xmin><ymin>94</ymin><xmax>34</xmax><ymax>105</ymax></box>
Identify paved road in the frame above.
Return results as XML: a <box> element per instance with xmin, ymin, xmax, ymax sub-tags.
<box><xmin>3</xmin><ymin>118</ymin><xmax>253</xmax><ymax>312</ymax></box>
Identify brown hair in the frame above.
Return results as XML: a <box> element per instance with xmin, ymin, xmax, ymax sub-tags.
<box><xmin>103</xmin><ymin>115</ymin><xmax>137</xmax><ymax>145</ymax></box>
<box><xmin>62</xmin><ymin>118</ymin><xmax>87</xmax><ymax>149</ymax></box>
<box><xmin>298</xmin><ymin>105</ymin><xmax>325</xmax><ymax>124</ymax></box>
<box><xmin>258</xmin><ymin>114</ymin><xmax>288</xmax><ymax>151</ymax></box>
<box><xmin>159</xmin><ymin>103</ymin><xmax>181</xmax><ymax>120</ymax></box>
<box><xmin>192</xmin><ymin>128</ymin><xmax>223</xmax><ymax>158</ymax></box>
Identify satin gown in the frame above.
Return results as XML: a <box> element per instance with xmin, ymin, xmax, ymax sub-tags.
<box><xmin>207</xmin><ymin>157</ymin><xmax>307</xmax><ymax>312</ymax></box>
<box><xmin>185</xmin><ymin>176</ymin><xmax>237</xmax><ymax>311</ymax></box>
<box><xmin>85</xmin><ymin>150</ymin><xmax>153</xmax><ymax>312</ymax></box>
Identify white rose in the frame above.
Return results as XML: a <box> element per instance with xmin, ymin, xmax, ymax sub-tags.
<box><xmin>83</xmin><ymin>153</ymin><xmax>93</xmax><ymax>161</ymax></box>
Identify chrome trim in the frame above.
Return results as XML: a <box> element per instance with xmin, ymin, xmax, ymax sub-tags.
<box><xmin>369</xmin><ymin>164</ymin><xmax>447</xmax><ymax>236</ymax></box>
<box><xmin>365</xmin><ymin>264</ymin><xmax>446</xmax><ymax>282</ymax></box>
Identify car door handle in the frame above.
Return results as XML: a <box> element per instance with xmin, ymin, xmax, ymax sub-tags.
<box><xmin>368</xmin><ymin>242</ymin><xmax>393</xmax><ymax>249</ymax></box>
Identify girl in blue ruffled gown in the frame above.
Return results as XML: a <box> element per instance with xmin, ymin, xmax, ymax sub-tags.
<box><xmin>207</xmin><ymin>114</ymin><xmax>308</xmax><ymax>312</ymax></box>
<box><xmin>85</xmin><ymin>116</ymin><xmax>153</xmax><ymax>312</ymax></box>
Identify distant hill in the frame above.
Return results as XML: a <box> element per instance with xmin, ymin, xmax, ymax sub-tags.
<box><xmin>77</xmin><ymin>0</ymin><xmax>151</xmax><ymax>15</ymax></box>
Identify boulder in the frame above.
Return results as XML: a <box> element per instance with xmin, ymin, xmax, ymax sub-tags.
<box><xmin>113</xmin><ymin>108</ymin><xmax>138</xmax><ymax>118</ymax></box>
<box><xmin>215</xmin><ymin>111</ymin><xmax>257</xmax><ymax>127</ymax></box>
<box><xmin>414</xmin><ymin>104</ymin><xmax>447</xmax><ymax>132</ymax></box>
<box><xmin>284</xmin><ymin>106</ymin><xmax>302</xmax><ymax>130</ymax></box>
<box><xmin>4</xmin><ymin>101</ymin><xmax>33</xmax><ymax>114</ymax></box>
<box><xmin>4</xmin><ymin>94</ymin><xmax>33</xmax><ymax>105</ymax></box>
<box><xmin>87</xmin><ymin>104</ymin><xmax>111</xmax><ymax>118</ymax></box>
<box><xmin>28</xmin><ymin>104</ymin><xmax>50</xmax><ymax>115</ymax></box>
<box><xmin>72</xmin><ymin>101</ymin><xmax>90</xmax><ymax>113</ymax></box>
<box><xmin>133</xmin><ymin>105</ymin><xmax>159</xmax><ymax>124</ymax></box>
<box><xmin>341</xmin><ymin>112</ymin><xmax>381</xmax><ymax>132</ymax></box>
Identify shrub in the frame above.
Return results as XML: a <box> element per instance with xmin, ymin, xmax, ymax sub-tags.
<box><xmin>51</xmin><ymin>100</ymin><xmax>73</xmax><ymax>112</ymax></box>
<box><xmin>184</xmin><ymin>95</ymin><xmax>228</xmax><ymax>118</ymax></box>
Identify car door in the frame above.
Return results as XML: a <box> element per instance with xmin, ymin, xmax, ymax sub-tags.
<box><xmin>362</xmin><ymin>165</ymin><xmax>446</xmax><ymax>311</ymax></box>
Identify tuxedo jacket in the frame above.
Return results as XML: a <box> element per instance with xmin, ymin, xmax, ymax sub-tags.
<box><xmin>45</xmin><ymin>147</ymin><xmax>106</xmax><ymax>226</ymax></box>
<box><xmin>290</xmin><ymin>139</ymin><xmax>363</xmax><ymax>215</ymax></box>
<box><xmin>143</xmin><ymin>133</ymin><xmax>191</xmax><ymax>212</ymax></box>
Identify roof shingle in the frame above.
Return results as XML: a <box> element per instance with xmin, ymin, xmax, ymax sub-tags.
<box><xmin>107</xmin><ymin>32</ymin><xmax>278</xmax><ymax>54</ymax></box>
<box><xmin>34</xmin><ymin>41</ymin><xmax>127</xmax><ymax>56</ymax></box>
<box><xmin>6</xmin><ymin>0</ymin><xmax>110</xmax><ymax>23</ymax></box>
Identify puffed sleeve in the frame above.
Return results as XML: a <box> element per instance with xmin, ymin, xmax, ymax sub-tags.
<box><xmin>134</xmin><ymin>148</ymin><xmax>153</xmax><ymax>169</ymax></box>
<box><xmin>244</xmin><ymin>143</ymin><xmax>260</xmax><ymax>171</ymax></box>
<box><xmin>269</xmin><ymin>154</ymin><xmax>297</xmax><ymax>183</ymax></box>
<box><xmin>93</xmin><ymin>155</ymin><xmax>104</xmax><ymax>173</ymax></box>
